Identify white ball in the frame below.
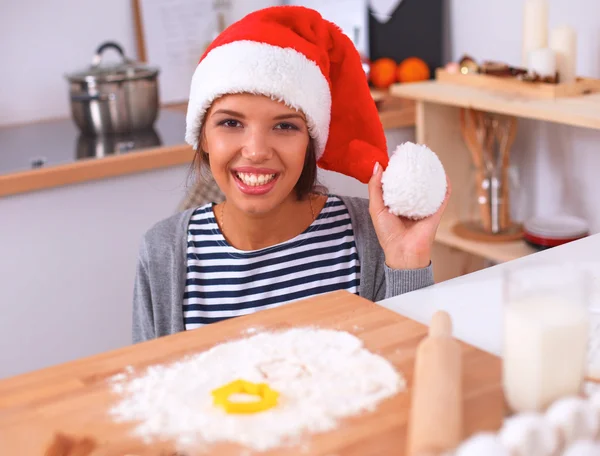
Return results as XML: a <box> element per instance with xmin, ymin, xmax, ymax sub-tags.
<box><xmin>454</xmin><ymin>432</ymin><xmax>510</xmax><ymax>456</ymax></box>
<box><xmin>562</xmin><ymin>440</ymin><xmax>600</xmax><ymax>456</ymax></box>
<box><xmin>381</xmin><ymin>141</ymin><xmax>447</xmax><ymax>220</ymax></box>
<box><xmin>589</xmin><ymin>391</ymin><xmax>600</xmax><ymax>421</ymax></box>
<box><xmin>545</xmin><ymin>396</ymin><xmax>599</xmax><ymax>445</ymax></box>
<box><xmin>498</xmin><ymin>412</ymin><xmax>559</xmax><ymax>456</ymax></box>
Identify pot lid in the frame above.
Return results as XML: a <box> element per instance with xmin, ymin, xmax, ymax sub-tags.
<box><xmin>66</xmin><ymin>41</ymin><xmax>159</xmax><ymax>83</ymax></box>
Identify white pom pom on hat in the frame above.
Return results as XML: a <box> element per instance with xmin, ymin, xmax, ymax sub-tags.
<box><xmin>381</xmin><ymin>142</ymin><xmax>447</xmax><ymax>220</ymax></box>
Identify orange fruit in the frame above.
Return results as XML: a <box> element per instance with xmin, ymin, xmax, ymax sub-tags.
<box><xmin>370</xmin><ymin>57</ymin><xmax>398</xmax><ymax>89</ymax></box>
<box><xmin>396</xmin><ymin>57</ymin><xmax>431</xmax><ymax>83</ymax></box>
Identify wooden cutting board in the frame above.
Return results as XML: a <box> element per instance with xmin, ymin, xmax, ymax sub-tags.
<box><xmin>0</xmin><ymin>291</ymin><xmax>504</xmax><ymax>455</ymax></box>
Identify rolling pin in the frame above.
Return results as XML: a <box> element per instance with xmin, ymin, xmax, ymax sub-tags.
<box><xmin>406</xmin><ymin>310</ymin><xmax>463</xmax><ymax>456</ymax></box>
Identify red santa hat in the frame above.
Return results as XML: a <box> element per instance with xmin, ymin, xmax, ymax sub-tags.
<box><xmin>185</xmin><ymin>5</ymin><xmax>389</xmax><ymax>184</ymax></box>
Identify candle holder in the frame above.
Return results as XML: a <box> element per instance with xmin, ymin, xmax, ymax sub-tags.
<box><xmin>453</xmin><ymin>108</ymin><xmax>524</xmax><ymax>242</ymax></box>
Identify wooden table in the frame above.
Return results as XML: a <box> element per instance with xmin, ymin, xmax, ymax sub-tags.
<box><xmin>0</xmin><ymin>291</ymin><xmax>503</xmax><ymax>455</ymax></box>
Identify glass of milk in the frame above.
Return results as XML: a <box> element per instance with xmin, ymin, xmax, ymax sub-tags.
<box><xmin>502</xmin><ymin>263</ymin><xmax>591</xmax><ymax>413</ymax></box>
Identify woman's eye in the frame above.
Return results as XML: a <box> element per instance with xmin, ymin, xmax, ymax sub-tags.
<box><xmin>275</xmin><ymin>122</ymin><xmax>298</xmax><ymax>131</ymax></box>
<box><xmin>219</xmin><ymin>119</ymin><xmax>241</xmax><ymax>128</ymax></box>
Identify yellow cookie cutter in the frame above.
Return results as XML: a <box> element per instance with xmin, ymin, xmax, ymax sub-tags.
<box><xmin>211</xmin><ymin>379</ymin><xmax>279</xmax><ymax>414</ymax></box>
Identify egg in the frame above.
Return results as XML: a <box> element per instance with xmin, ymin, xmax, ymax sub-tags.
<box><xmin>589</xmin><ymin>391</ymin><xmax>600</xmax><ymax>421</ymax></box>
<box><xmin>545</xmin><ymin>396</ymin><xmax>599</xmax><ymax>445</ymax></box>
<box><xmin>381</xmin><ymin>142</ymin><xmax>447</xmax><ymax>220</ymax></box>
<box><xmin>498</xmin><ymin>412</ymin><xmax>559</xmax><ymax>456</ymax></box>
<box><xmin>562</xmin><ymin>439</ymin><xmax>600</xmax><ymax>456</ymax></box>
<box><xmin>454</xmin><ymin>432</ymin><xmax>510</xmax><ymax>456</ymax></box>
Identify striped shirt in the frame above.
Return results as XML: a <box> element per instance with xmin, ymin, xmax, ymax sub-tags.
<box><xmin>182</xmin><ymin>195</ymin><xmax>360</xmax><ymax>329</ymax></box>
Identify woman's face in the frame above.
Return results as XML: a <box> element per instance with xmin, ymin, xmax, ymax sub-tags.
<box><xmin>202</xmin><ymin>93</ymin><xmax>310</xmax><ymax>216</ymax></box>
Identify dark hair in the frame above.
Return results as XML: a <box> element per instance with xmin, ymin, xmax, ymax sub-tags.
<box><xmin>190</xmin><ymin>123</ymin><xmax>323</xmax><ymax>201</ymax></box>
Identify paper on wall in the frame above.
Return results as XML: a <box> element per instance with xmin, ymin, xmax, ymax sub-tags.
<box><xmin>368</xmin><ymin>0</ymin><xmax>403</xmax><ymax>23</ymax></box>
<box><xmin>138</xmin><ymin>0</ymin><xmax>215</xmax><ymax>104</ymax></box>
<box><xmin>285</xmin><ymin>0</ymin><xmax>369</xmax><ymax>57</ymax></box>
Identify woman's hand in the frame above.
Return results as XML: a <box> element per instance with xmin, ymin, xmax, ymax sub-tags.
<box><xmin>368</xmin><ymin>162</ymin><xmax>451</xmax><ymax>270</ymax></box>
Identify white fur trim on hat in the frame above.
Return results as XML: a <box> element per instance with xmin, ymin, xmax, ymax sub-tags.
<box><xmin>185</xmin><ymin>40</ymin><xmax>332</xmax><ymax>158</ymax></box>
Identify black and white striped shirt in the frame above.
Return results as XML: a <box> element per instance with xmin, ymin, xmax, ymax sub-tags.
<box><xmin>182</xmin><ymin>195</ymin><xmax>360</xmax><ymax>329</ymax></box>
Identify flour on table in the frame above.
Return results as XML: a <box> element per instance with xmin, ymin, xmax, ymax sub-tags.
<box><xmin>108</xmin><ymin>327</ymin><xmax>405</xmax><ymax>452</ymax></box>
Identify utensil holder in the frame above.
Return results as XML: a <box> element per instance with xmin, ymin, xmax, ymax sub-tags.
<box><xmin>454</xmin><ymin>109</ymin><xmax>524</xmax><ymax>243</ymax></box>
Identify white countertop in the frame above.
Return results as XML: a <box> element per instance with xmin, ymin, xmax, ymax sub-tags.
<box><xmin>378</xmin><ymin>234</ymin><xmax>600</xmax><ymax>357</ymax></box>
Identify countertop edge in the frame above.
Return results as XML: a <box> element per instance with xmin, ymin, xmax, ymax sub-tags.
<box><xmin>0</xmin><ymin>144</ymin><xmax>195</xmax><ymax>198</ymax></box>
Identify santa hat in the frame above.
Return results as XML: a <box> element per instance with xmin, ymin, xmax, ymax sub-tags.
<box><xmin>185</xmin><ymin>5</ymin><xmax>389</xmax><ymax>184</ymax></box>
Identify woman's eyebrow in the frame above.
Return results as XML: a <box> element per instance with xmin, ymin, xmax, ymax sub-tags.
<box><xmin>211</xmin><ymin>110</ymin><xmax>304</xmax><ymax>121</ymax></box>
<box><xmin>212</xmin><ymin>109</ymin><xmax>245</xmax><ymax>118</ymax></box>
<box><xmin>273</xmin><ymin>113</ymin><xmax>305</xmax><ymax>120</ymax></box>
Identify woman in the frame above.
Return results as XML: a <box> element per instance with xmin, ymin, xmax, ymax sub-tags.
<box><xmin>132</xmin><ymin>5</ymin><xmax>450</xmax><ymax>343</ymax></box>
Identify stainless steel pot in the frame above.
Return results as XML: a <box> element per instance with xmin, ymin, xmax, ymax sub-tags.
<box><xmin>66</xmin><ymin>41</ymin><xmax>160</xmax><ymax>136</ymax></box>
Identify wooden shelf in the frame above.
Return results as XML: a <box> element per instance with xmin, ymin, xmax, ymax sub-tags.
<box><xmin>435</xmin><ymin>219</ymin><xmax>537</xmax><ymax>264</ymax></box>
<box><xmin>390</xmin><ymin>80</ymin><xmax>600</xmax><ymax>131</ymax></box>
<box><xmin>371</xmin><ymin>89</ymin><xmax>416</xmax><ymax>129</ymax></box>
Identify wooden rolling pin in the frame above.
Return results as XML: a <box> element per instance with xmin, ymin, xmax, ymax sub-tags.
<box><xmin>406</xmin><ymin>310</ymin><xmax>464</xmax><ymax>456</ymax></box>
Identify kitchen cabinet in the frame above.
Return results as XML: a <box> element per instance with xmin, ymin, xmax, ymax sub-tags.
<box><xmin>0</xmin><ymin>165</ymin><xmax>188</xmax><ymax>379</ymax></box>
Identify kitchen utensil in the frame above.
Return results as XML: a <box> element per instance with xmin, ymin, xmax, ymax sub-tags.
<box><xmin>65</xmin><ymin>41</ymin><xmax>160</xmax><ymax>136</ymax></box>
<box><xmin>459</xmin><ymin>108</ymin><xmax>492</xmax><ymax>231</ymax></box>
<box><xmin>457</xmin><ymin>108</ymin><xmax>523</xmax><ymax>241</ymax></box>
<box><xmin>406</xmin><ymin>310</ymin><xmax>463</xmax><ymax>456</ymax></box>
<box><xmin>496</xmin><ymin>116</ymin><xmax>518</xmax><ymax>230</ymax></box>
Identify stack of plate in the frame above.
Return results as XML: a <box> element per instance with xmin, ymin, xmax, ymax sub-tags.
<box><xmin>524</xmin><ymin>215</ymin><xmax>589</xmax><ymax>250</ymax></box>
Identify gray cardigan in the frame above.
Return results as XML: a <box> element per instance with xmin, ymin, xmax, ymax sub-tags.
<box><xmin>132</xmin><ymin>195</ymin><xmax>434</xmax><ymax>343</ymax></box>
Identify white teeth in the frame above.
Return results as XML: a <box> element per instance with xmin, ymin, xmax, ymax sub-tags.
<box><xmin>236</xmin><ymin>172</ymin><xmax>276</xmax><ymax>187</ymax></box>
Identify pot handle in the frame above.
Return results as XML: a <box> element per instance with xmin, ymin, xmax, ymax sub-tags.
<box><xmin>91</xmin><ymin>41</ymin><xmax>127</xmax><ymax>67</ymax></box>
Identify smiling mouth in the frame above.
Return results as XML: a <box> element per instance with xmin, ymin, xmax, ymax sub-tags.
<box><xmin>234</xmin><ymin>172</ymin><xmax>278</xmax><ymax>187</ymax></box>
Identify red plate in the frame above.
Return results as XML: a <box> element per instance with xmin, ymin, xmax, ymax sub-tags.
<box><xmin>524</xmin><ymin>215</ymin><xmax>589</xmax><ymax>248</ymax></box>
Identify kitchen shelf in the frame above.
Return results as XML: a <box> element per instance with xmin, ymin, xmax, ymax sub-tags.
<box><xmin>436</xmin><ymin>219</ymin><xmax>537</xmax><ymax>264</ymax></box>
<box><xmin>390</xmin><ymin>80</ymin><xmax>600</xmax><ymax>130</ymax></box>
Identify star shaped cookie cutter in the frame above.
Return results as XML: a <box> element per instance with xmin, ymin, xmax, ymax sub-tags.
<box><xmin>211</xmin><ymin>379</ymin><xmax>279</xmax><ymax>414</ymax></box>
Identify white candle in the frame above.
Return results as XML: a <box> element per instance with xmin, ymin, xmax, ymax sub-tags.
<box><xmin>550</xmin><ymin>25</ymin><xmax>578</xmax><ymax>83</ymax></box>
<box><xmin>528</xmin><ymin>48</ymin><xmax>556</xmax><ymax>77</ymax></box>
<box><xmin>522</xmin><ymin>0</ymin><xmax>549</xmax><ymax>67</ymax></box>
